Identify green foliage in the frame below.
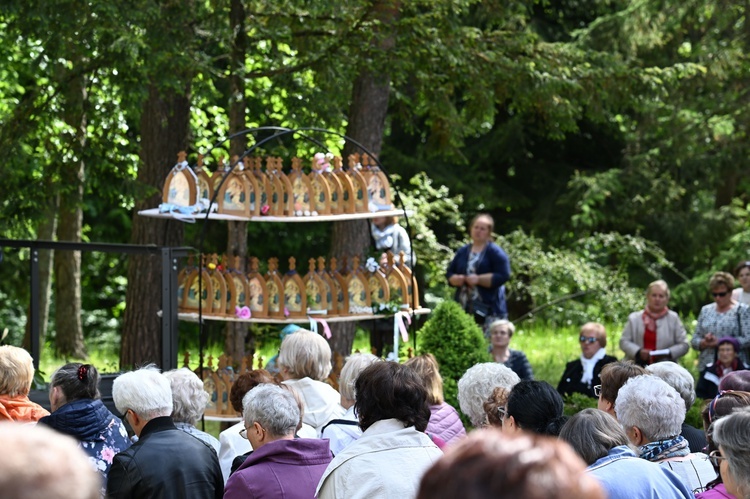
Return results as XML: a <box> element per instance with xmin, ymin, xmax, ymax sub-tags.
<box><xmin>685</xmin><ymin>399</ymin><xmax>704</xmax><ymax>431</ymax></box>
<box><xmin>416</xmin><ymin>300</ymin><xmax>490</xmax><ymax>410</ymax></box>
<box><xmin>394</xmin><ymin>172</ymin><xmax>465</xmax><ymax>307</ymax></box>
<box><xmin>562</xmin><ymin>392</ymin><xmax>599</xmax><ymax>417</ymax></box>
<box><xmin>499</xmin><ymin>229</ymin><xmax>644</xmax><ymax>325</ymax></box>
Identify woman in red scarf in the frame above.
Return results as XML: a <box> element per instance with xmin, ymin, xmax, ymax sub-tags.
<box><xmin>620</xmin><ymin>280</ymin><xmax>689</xmax><ymax>366</ymax></box>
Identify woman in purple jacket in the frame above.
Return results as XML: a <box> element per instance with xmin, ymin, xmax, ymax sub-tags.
<box><xmin>405</xmin><ymin>354</ymin><xmax>466</xmax><ymax>446</ymax></box>
<box><xmin>447</xmin><ymin>214</ymin><xmax>511</xmax><ymax>328</ymax></box>
<box><xmin>224</xmin><ymin>384</ymin><xmax>332</xmax><ymax>499</ymax></box>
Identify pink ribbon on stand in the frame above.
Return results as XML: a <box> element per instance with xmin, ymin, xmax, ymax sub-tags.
<box><xmin>392</xmin><ymin>311</ymin><xmax>412</xmax><ymax>361</ymax></box>
<box><xmin>307</xmin><ymin>310</ymin><xmax>331</xmax><ymax>339</ymax></box>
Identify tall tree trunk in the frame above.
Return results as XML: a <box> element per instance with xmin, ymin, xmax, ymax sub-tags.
<box><xmin>329</xmin><ymin>0</ymin><xmax>400</xmax><ymax>358</ymax></box>
<box><xmin>121</xmin><ymin>84</ymin><xmax>189</xmax><ymax>369</ymax></box>
<box><xmin>23</xmin><ymin>193</ymin><xmax>58</xmax><ymax>351</ymax></box>
<box><xmin>53</xmin><ymin>68</ymin><xmax>87</xmax><ymax>359</ymax></box>
<box><xmin>224</xmin><ymin>0</ymin><xmax>251</xmax><ymax>367</ymax></box>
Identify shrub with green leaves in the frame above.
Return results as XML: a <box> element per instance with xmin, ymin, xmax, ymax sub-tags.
<box><xmin>416</xmin><ymin>300</ymin><xmax>490</xmax><ymax>411</ymax></box>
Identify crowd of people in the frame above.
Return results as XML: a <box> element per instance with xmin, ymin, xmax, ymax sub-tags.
<box><xmin>0</xmin><ymin>214</ymin><xmax>749</xmax><ymax>498</ymax></box>
<box><xmin>2</xmin><ymin>322</ymin><xmax>750</xmax><ymax>499</ymax></box>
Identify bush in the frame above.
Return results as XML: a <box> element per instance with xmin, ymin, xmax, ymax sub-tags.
<box><xmin>416</xmin><ymin>300</ymin><xmax>490</xmax><ymax>412</ymax></box>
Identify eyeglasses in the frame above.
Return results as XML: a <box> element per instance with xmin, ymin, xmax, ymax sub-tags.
<box><xmin>593</xmin><ymin>385</ymin><xmax>602</xmax><ymax>397</ymax></box>
<box><xmin>713</xmin><ymin>291</ymin><xmax>729</xmax><ymax>298</ymax></box>
<box><xmin>239</xmin><ymin>427</ymin><xmax>247</xmax><ymax>439</ymax></box>
<box><xmin>708</xmin><ymin>449</ymin><xmax>727</xmax><ymax>468</ymax></box>
<box><xmin>579</xmin><ymin>336</ymin><xmax>598</xmax><ymax>344</ymax></box>
<box><xmin>497</xmin><ymin>406</ymin><xmax>507</xmax><ymax>420</ymax></box>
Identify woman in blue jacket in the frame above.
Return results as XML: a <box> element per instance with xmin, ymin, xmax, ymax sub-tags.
<box><xmin>39</xmin><ymin>363</ymin><xmax>131</xmax><ymax>494</ymax></box>
<box><xmin>447</xmin><ymin>213</ymin><xmax>511</xmax><ymax>328</ymax></box>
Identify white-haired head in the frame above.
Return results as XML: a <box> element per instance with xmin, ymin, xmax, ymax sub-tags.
<box><xmin>616</xmin><ymin>375</ymin><xmax>684</xmax><ymax>442</ymax></box>
<box><xmin>646</xmin><ymin>362</ymin><xmax>695</xmax><ymax>413</ymax></box>
<box><xmin>164</xmin><ymin>368</ymin><xmax>209</xmax><ymax>426</ymax></box>
<box><xmin>457</xmin><ymin>363</ymin><xmax>520</xmax><ymax>426</ymax></box>
<box><xmin>112</xmin><ymin>364</ymin><xmax>173</xmax><ymax>420</ymax></box>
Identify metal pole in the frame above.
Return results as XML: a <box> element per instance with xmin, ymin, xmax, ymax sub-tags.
<box><xmin>29</xmin><ymin>249</ymin><xmax>40</xmax><ymax>369</ymax></box>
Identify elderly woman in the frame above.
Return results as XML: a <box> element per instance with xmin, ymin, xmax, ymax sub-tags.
<box><xmin>417</xmin><ymin>429</ymin><xmax>606</xmax><ymax>499</ymax></box>
<box><xmin>558</xmin><ymin>322</ymin><xmax>618</xmax><ymax>398</ymax></box>
<box><xmin>647</xmin><ymin>362</ymin><xmax>707</xmax><ymax>453</ymax></box>
<box><xmin>696</xmin><ymin>337</ymin><xmax>750</xmax><ymax>399</ymax></box>
<box><xmin>732</xmin><ymin>260</ymin><xmax>750</xmax><ymax>305</ymax></box>
<box><xmin>457</xmin><ymin>362</ymin><xmax>520</xmax><ymax>427</ymax></box>
<box><xmin>218</xmin><ymin>369</ymin><xmax>275</xmax><ymax>483</ymax></box>
<box><xmin>316</xmin><ymin>361</ymin><xmax>443</xmax><ymax>499</ymax></box>
<box><xmin>0</xmin><ymin>345</ymin><xmax>49</xmax><ymax>422</ymax></box>
<box><xmin>559</xmin><ymin>409</ymin><xmax>692</xmax><ymax>499</ymax></box>
<box><xmin>278</xmin><ymin>329</ymin><xmax>344</xmax><ymax>435</ymax></box>
<box><xmin>405</xmin><ymin>354</ymin><xmax>466</xmax><ymax>445</ymax></box>
<box><xmin>321</xmin><ymin>353</ymin><xmax>380</xmax><ymax>455</ymax></box>
<box><xmin>39</xmin><ymin>363</ymin><xmax>131</xmax><ymax>492</ymax></box>
<box><xmin>616</xmin><ymin>375</ymin><xmax>716</xmax><ymax>494</ymax></box>
<box><xmin>487</xmin><ymin>319</ymin><xmax>533</xmax><ymax>380</ymax></box>
<box><xmin>501</xmin><ymin>380</ymin><xmax>567</xmax><ymax>437</ymax></box>
<box><xmin>224</xmin><ymin>384</ymin><xmax>332</xmax><ymax>499</ymax></box>
<box><xmin>697</xmin><ymin>391</ymin><xmax>750</xmax><ymax>498</ymax></box>
<box><xmin>620</xmin><ymin>280</ymin><xmax>689</xmax><ymax>365</ymax></box>
<box><xmin>711</xmin><ymin>407</ymin><xmax>750</xmax><ymax>499</ymax></box>
<box><xmin>164</xmin><ymin>368</ymin><xmax>220</xmax><ymax>453</ymax></box>
<box><xmin>692</xmin><ymin>272</ymin><xmax>750</xmax><ymax>372</ymax></box>
<box><xmin>447</xmin><ymin>213</ymin><xmax>511</xmax><ymax>326</ymax></box>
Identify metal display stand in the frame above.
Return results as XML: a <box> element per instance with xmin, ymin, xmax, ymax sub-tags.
<box><xmin>0</xmin><ymin>239</ymin><xmax>191</xmax><ymax>370</ymax></box>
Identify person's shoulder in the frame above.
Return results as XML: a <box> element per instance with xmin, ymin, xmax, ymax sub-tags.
<box><xmin>597</xmin><ymin>355</ymin><xmax>618</xmax><ymax>366</ymax></box>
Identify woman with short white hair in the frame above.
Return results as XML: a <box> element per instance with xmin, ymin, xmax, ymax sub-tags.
<box><xmin>712</xmin><ymin>407</ymin><xmax>750</xmax><ymax>499</ymax></box>
<box><xmin>457</xmin><ymin>362</ymin><xmax>519</xmax><ymax>427</ymax></box>
<box><xmin>225</xmin><ymin>384</ymin><xmax>332</xmax><ymax>499</ymax></box>
<box><xmin>164</xmin><ymin>368</ymin><xmax>220</xmax><ymax>454</ymax></box>
<box><xmin>321</xmin><ymin>353</ymin><xmax>380</xmax><ymax>455</ymax></box>
<box><xmin>278</xmin><ymin>329</ymin><xmax>345</xmax><ymax>435</ymax></box>
<box><xmin>616</xmin><ymin>375</ymin><xmax>716</xmax><ymax>494</ymax></box>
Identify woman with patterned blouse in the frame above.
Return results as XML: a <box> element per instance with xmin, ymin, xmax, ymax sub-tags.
<box><xmin>691</xmin><ymin>272</ymin><xmax>750</xmax><ymax>372</ymax></box>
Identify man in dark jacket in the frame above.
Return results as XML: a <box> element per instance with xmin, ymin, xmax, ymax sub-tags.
<box><xmin>107</xmin><ymin>365</ymin><xmax>223</xmax><ymax>499</ymax></box>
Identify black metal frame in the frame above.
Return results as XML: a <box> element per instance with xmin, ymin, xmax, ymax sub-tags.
<box><xmin>0</xmin><ymin>239</ymin><xmax>191</xmax><ymax>370</ymax></box>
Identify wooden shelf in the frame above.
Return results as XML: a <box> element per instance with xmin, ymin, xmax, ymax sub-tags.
<box><xmin>178</xmin><ymin>308</ymin><xmax>430</xmax><ymax>324</ymax></box>
<box><xmin>138</xmin><ymin>208</ymin><xmax>409</xmax><ymax>223</ymax></box>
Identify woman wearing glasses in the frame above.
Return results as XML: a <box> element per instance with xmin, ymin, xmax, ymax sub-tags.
<box><xmin>692</xmin><ymin>272</ymin><xmax>750</xmax><ymax>372</ymax></box>
<box><xmin>224</xmin><ymin>384</ymin><xmax>332</xmax><ymax>499</ymax></box>
<box><xmin>706</xmin><ymin>407</ymin><xmax>750</xmax><ymax>499</ymax></box>
<box><xmin>620</xmin><ymin>280</ymin><xmax>689</xmax><ymax>366</ymax></box>
<box><xmin>557</xmin><ymin>323</ymin><xmax>618</xmax><ymax>398</ymax></box>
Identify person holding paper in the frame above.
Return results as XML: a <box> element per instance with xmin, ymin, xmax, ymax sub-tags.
<box><xmin>620</xmin><ymin>280</ymin><xmax>689</xmax><ymax>366</ymax></box>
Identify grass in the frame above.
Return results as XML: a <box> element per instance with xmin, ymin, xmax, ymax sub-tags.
<box><xmin>508</xmin><ymin>321</ymin><xmax>700</xmax><ymax>385</ymax></box>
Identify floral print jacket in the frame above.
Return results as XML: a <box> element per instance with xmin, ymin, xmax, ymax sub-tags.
<box><xmin>39</xmin><ymin>398</ymin><xmax>131</xmax><ymax>494</ymax></box>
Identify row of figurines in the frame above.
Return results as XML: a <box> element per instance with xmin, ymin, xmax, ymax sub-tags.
<box><xmin>162</xmin><ymin>151</ymin><xmax>393</xmax><ymax>217</ymax></box>
<box><xmin>177</xmin><ymin>251</ymin><xmax>419</xmax><ymax>319</ymax></box>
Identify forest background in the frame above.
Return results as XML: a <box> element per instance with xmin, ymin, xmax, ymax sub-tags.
<box><xmin>1</xmin><ymin>0</ymin><xmax>749</xmax><ymax>375</ymax></box>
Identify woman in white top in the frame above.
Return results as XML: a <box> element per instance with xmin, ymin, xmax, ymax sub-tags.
<box><xmin>732</xmin><ymin>261</ymin><xmax>750</xmax><ymax>305</ymax></box>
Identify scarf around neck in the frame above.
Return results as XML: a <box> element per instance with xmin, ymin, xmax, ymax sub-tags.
<box><xmin>639</xmin><ymin>435</ymin><xmax>689</xmax><ymax>462</ymax></box>
<box><xmin>642</xmin><ymin>307</ymin><xmax>669</xmax><ymax>332</ymax></box>
<box><xmin>580</xmin><ymin>347</ymin><xmax>607</xmax><ymax>385</ymax></box>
